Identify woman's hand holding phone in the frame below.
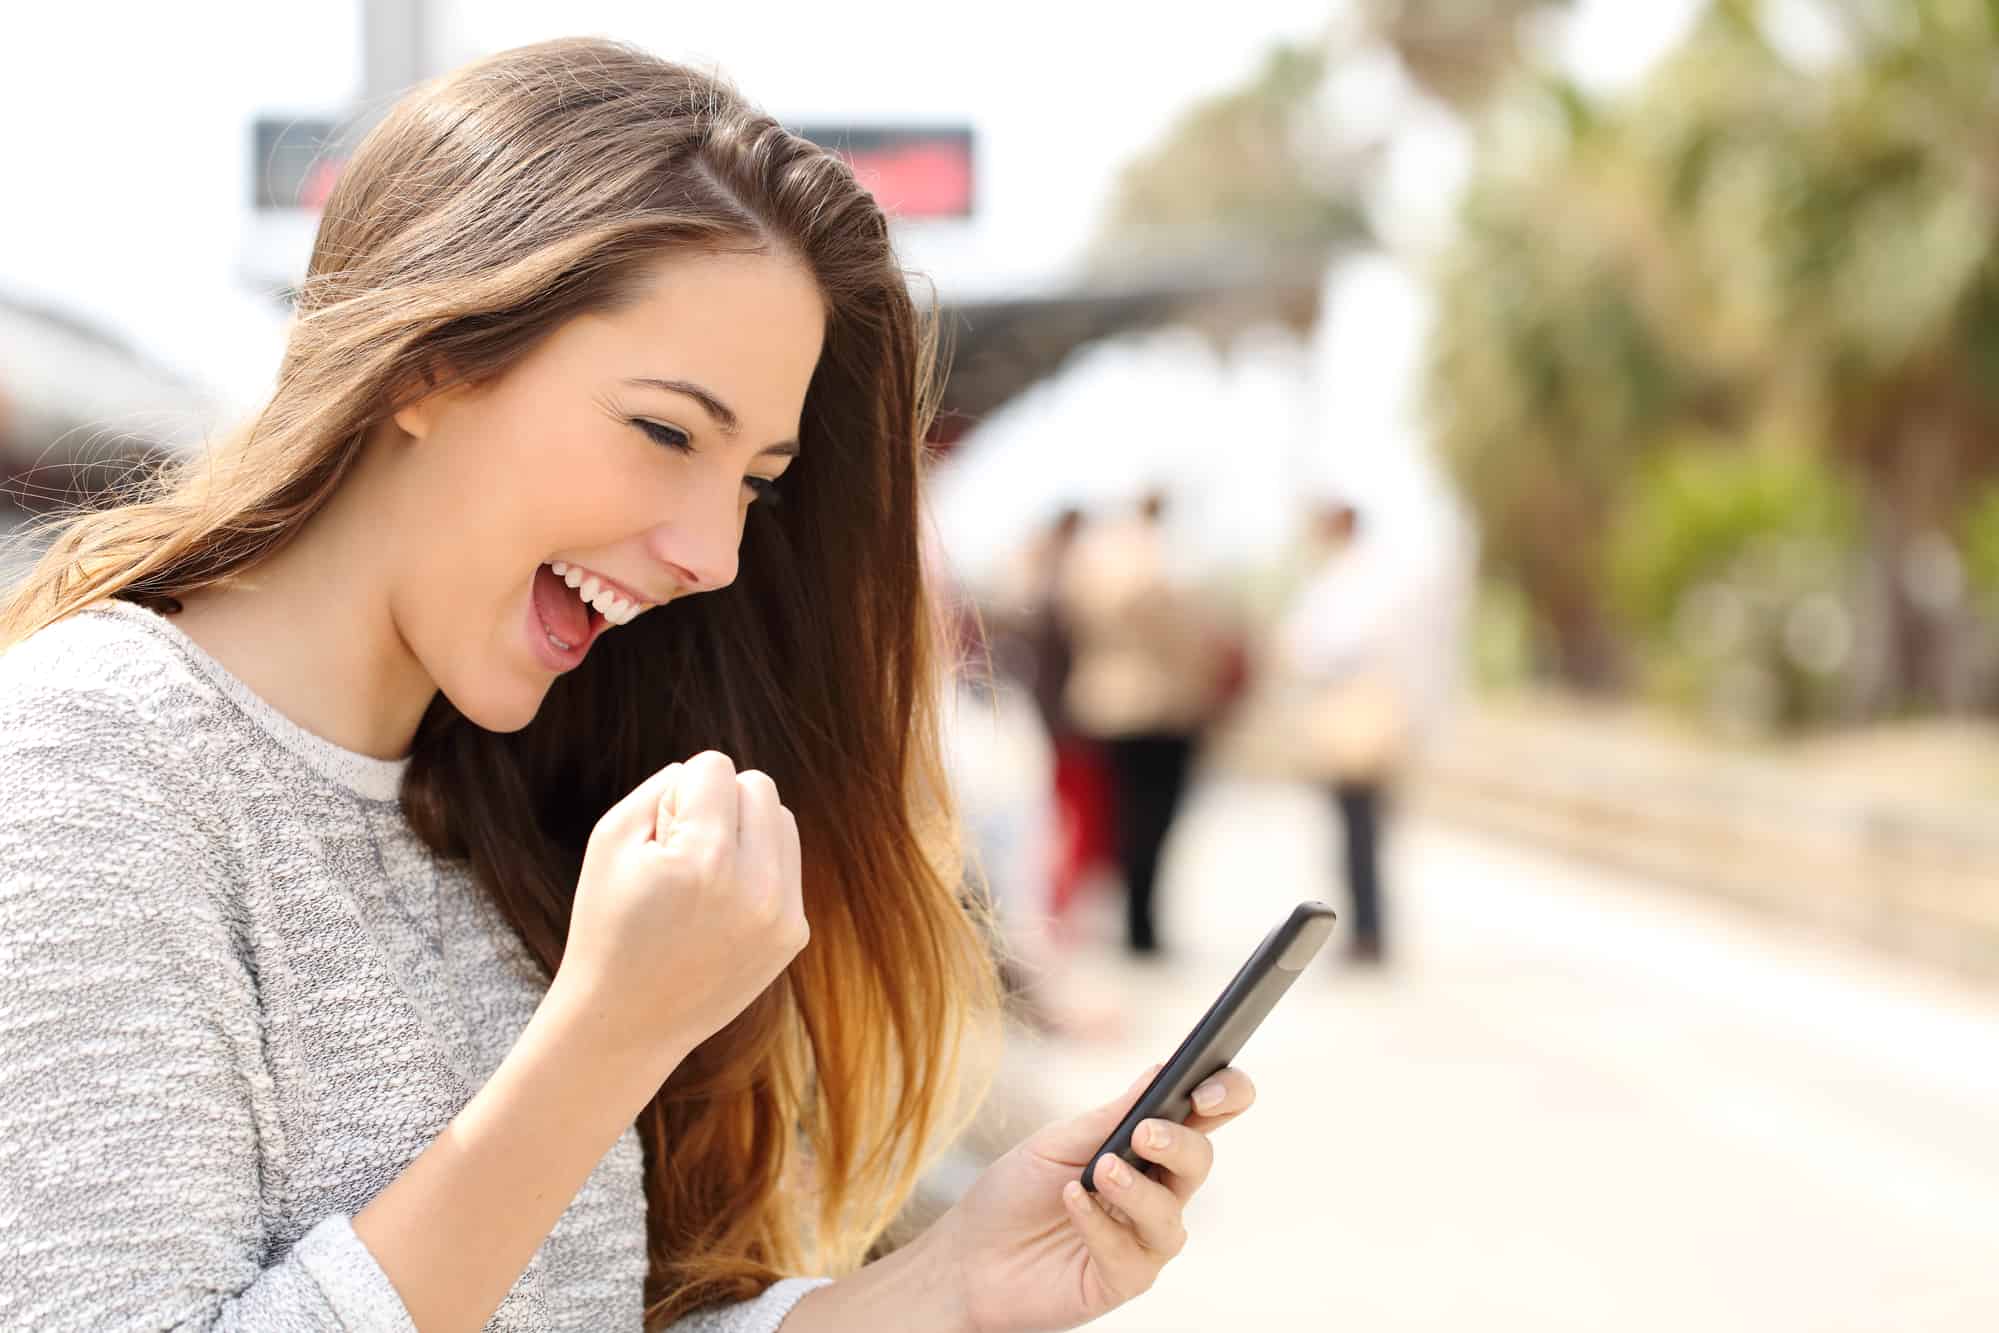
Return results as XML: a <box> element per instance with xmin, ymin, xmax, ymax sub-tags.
<box><xmin>916</xmin><ymin>900</ymin><xmax>1329</xmax><ymax>1331</ymax></box>
<box><xmin>926</xmin><ymin>1063</ymin><xmax>1258</xmax><ymax>1333</ymax></box>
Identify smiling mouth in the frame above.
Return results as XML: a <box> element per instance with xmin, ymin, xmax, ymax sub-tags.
<box><xmin>528</xmin><ymin>559</ymin><xmax>665</xmax><ymax>666</ymax></box>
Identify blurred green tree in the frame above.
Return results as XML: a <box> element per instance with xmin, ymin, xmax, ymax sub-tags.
<box><xmin>1092</xmin><ymin>41</ymin><xmax>1366</xmax><ymax>276</ymax></box>
<box><xmin>1092</xmin><ymin>1</ymin><xmax>1573</xmax><ymax>274</ymax></box>
<box><xmin>1609</xmin><ymin>437</ymin><xmax>1860</xmax><ymax>730</ymax></box>
<box><xmin>1359</xmin><ymin>0</ymin><xmax>1575</xmax><ymax>109</ymax></box>
<box><xmin>1431</xmin><ymin>0</ymin><xmax>1999</xmax><ymax>714</ymax></box>
<box><xmin>1962</xmin><ymin>483</ymin><xmax>1999</xmax><ymax>608</ymax></box>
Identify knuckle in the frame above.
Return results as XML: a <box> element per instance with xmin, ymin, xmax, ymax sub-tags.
<box><xmin>751</xmin><ymin>888</ymin><xmax>787</xmax><ymax>927</ymax></box>
<box><xmin>751</xmin><ymin>873</ymin><xmax>795</xmax><ymax>919</ymax></box>
<box><xmin>692</xmin><ymin>749</ymin><xmax>737</xmax><ymax>778</ymax></box>
<box><xmin>743</xmin><ymin>887</ymin><xmax>779</xmax><ymax>927</ymax></box>
<box><xmin>736</xmin><ymin>769</ymin><xmax>778</xmax><ymax>799</ymax></box>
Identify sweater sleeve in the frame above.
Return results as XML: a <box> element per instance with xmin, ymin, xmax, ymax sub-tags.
<box><xmin>0</xmin><ymin>685</ymin><xmax>418</xmax><ymax>1331</ymax></box>
<box><xmin>664</xmin><ymin>1277</ymin><xmax>831</xmax><ymax>1332</ymax></box>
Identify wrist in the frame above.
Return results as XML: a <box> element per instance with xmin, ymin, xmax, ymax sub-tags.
<box><xmin>904</xmin><ymin>1220</ymin><xmax>976</xmax><ymax>1333</ymax></box>
<box><xmin>925</xmin><ymin>1206</ymin><xmax>984</xmax><ymax>1333</ymax></box>
<box><xmin>531</xmin><ymin>975</ymin><xmax>695</xmax><ymax>1099</ymax></box>
<box><xmin>784</xmin><ymin>1220</ymin><xmax>971</xmax><ymax>1333</ymax></box>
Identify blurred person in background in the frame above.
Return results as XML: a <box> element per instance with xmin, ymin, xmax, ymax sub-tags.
<box><xmin>934</xmin><ymin>535</ymin><xmax>1120</xmax><ymax>1043</ymax></box>
<box><xmin>1276</xmin><ymin>499</ymin><xmax>1463</xmax><ymax>967</ymax></box>
<box><xmin>989</xmin><ymin>504</ymin><xmax>1121</xmax><ymax>931</ymax></box>
<box><xmin>1059</xmin><ymin>488</ymin><xmax>1232</xmax><ymax>957</ymax></box>
<box><xmin>0</xmin><ymin>39</ymin><xmax>1258</xmax><ymax>1333</ymax></box>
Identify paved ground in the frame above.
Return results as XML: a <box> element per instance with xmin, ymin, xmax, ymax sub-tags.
<box><xmin>1002</xmin><ymin>776</ymin><xmax>1999</xmax><ymax>1332</ymax></box>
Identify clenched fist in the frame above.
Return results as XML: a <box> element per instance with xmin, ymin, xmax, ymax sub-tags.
<box><xmin>548</xmin><ymin>751</ymin><xmax>807</xmax><ymax>1075</ymax></box>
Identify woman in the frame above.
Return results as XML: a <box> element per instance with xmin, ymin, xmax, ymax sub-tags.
<box><xmin>1058</xmin><ymin>490</ymin><xmax>1228</xmax><ymax>956</ymax></box>
<box><xmin>0</xmin><ymin>38</ymin><xmax>1254</xmax><ymax>1333</ymax></box>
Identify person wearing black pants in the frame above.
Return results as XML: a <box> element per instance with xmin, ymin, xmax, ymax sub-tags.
<box><xmin>1104</xmin><ymin>731</ymin><xmax>1197</xmax><ymax>956</ymax></box>
<box><xmin>1056</xmin><ymin>490</ymin><xmax>1229</xmax><ymax>958</ymax></box>
<box><xmin>1277</xmin><ymin>501</ymin><xmax>1424</xmax><ymax>970</ymax></box>
<box><xmin>1334</xmin><ymin>781</ymin><xmax>1386</xmax><ymax>962</ymax></box>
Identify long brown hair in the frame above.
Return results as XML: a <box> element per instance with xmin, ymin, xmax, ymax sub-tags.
<box><xmin>0</xmin><ymin>38</ymin><xmax>1000</xmax><ymax>1324</ymax></box>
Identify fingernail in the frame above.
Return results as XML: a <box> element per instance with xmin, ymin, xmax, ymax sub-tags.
<box><xmin>1193</xmin><ymin>1082</ymin><xmax>1224</xmax><ymax>1112</ymax></box>
<box><xmin>1064</xmin><ymin>1181</ymin><xmax>1087</xmax><ymax>1207</ymax></box>
<box><xmin>1144</xmin><ymin>1121</ymin><xmax>1171</xmax><ymax>1151</ymax></box>
<box><xmin>1101</xmin><ymin>1154</ymin><xmax>1132</xmax><ymax>1188</ymax></box>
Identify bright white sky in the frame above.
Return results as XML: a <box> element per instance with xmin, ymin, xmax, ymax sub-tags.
<box><xmin>0</xmin><ymin>0</ymin><xmax>1336</xmax><ymax>408</ymax></box>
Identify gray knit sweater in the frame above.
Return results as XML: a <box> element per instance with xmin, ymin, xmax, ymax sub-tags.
<box><xmin>0</xmin><ymin>599</ymin><xmax>826</xmax><ymax>1330</ymax></box>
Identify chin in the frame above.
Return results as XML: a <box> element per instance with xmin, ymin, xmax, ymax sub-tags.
<box><xmin>439</xmin><ymin>676</ymin><xmax>551</xmax><ymax>735</ymax></box>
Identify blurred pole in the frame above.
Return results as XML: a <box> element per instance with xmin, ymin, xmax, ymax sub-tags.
<box><xmin>362</xmin><ymin>0</ymin><xmax>430</xmax><ymax>107</ymax></box>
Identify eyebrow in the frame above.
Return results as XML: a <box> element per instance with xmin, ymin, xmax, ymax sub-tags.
<box><xmin>623</xmin><ymin>376</ymin><xmax>800</xmax><ymax>458</ymax></box>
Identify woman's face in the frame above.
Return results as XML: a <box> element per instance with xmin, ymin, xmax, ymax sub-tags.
<box><xmin>386</xmin><ymin>245</ymin><xmax>826</xmax><ymax>732</ymax></box>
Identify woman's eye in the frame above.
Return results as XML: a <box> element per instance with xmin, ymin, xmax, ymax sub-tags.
<box><xmin>635</xmin><ymin>418</ymin><xmax>780</xmax><ymax>504</ymax></box>
<box><xmin>635</xmin><ymin>419</ymin><xmax>691</xmax><ymax>452</ymax></box>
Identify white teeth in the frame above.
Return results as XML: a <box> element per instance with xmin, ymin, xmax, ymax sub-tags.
<box><xmin>546</xmin><ymin>562</ymin><xmax>647</xmax><ymax>628</ymax></box>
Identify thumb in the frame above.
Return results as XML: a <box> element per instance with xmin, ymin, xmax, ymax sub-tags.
<box><xmin>595</xmin><ymin>762</ymin><xmax>685</xmax><ymax>846</ymax></box>
<box><xmin>1038</xmin><ymin>1064</ymin><xmax>1163</xmax><ymax>1160</ymax></box>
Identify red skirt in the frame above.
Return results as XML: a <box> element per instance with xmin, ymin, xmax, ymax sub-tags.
<box><xmin>1049</xmin><ymin>735</ymin><xmax>1118</xmax><ymax>919</ymax></box>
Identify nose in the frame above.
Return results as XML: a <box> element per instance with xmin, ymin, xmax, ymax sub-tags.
<box><xmin>643</xmin><ymin>497</ymin><xmax>741</xmax><ymax>595</ymax></box>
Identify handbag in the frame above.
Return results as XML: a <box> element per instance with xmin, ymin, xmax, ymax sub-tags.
<box><xmin>1299</xmin><ymin>669</ymin><xmax>1409</xmax><ymax>783</ymax></box>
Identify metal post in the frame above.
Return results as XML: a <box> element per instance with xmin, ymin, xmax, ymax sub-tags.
<box><xmin>361</xmin><ymin>0</ymin><xmax>429</xmax><ymax>109</ymax></box>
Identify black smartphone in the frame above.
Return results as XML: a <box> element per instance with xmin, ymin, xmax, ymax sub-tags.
<box><xmin>1081</xmin><ymin>900</ymin><xmax>1337</xmax><ymax>1192</ymax></box>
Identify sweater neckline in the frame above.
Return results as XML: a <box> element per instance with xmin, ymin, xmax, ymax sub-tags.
<box><xmin>88</xmin><ymin>598</ymin><xmax>412</xmax><ymax>804</ymax></box>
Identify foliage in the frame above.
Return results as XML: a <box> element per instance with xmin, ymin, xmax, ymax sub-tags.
<box><xmin>1608</xmin><ymin>438</ymin><xmax>1860</xmax><ymax>731</ymax></box>
<box><xmin>1610</xmin><ymin>438</ymin><xmax>1857</xmax><ymax>628</ymax></box>
<box><xmin>1092</xmin><ymin>1</ymin><xmax>1576</xmax><ymax>269</ymax></box>
<box><xmin>1429</xmin><ymin>0</ymin><xmax>1999</xmax><ymax>713</ymax></box>
<box><xmin>1468</xmin><ymin>576</ymin><xmax>1542</xmax><ymax>688</ymax></box>
<box><xmin>1427</xmin><ymin>65</ymin><xmax>1694</xmax><ymax>686</ymax></box>
<box><xmin>1094</xmin><ymin>43</ymin><xmax>1366</xmax><ymax>272</ymax></box>
<box><xmin>1962</xmin><ymin>484</ymin><xmax>1999</xmax><ymax>610</ymax></box>
<box><xmin>1359</xmin><ymin>0</ymin><xmax>1577</xmax><ymax>107</ymax></box>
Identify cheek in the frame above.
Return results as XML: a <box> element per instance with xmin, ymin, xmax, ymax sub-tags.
<box><xmin>456</xmin><ymin>417</ymin><xmax>631</xmax><ymax>537</ymax></box>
